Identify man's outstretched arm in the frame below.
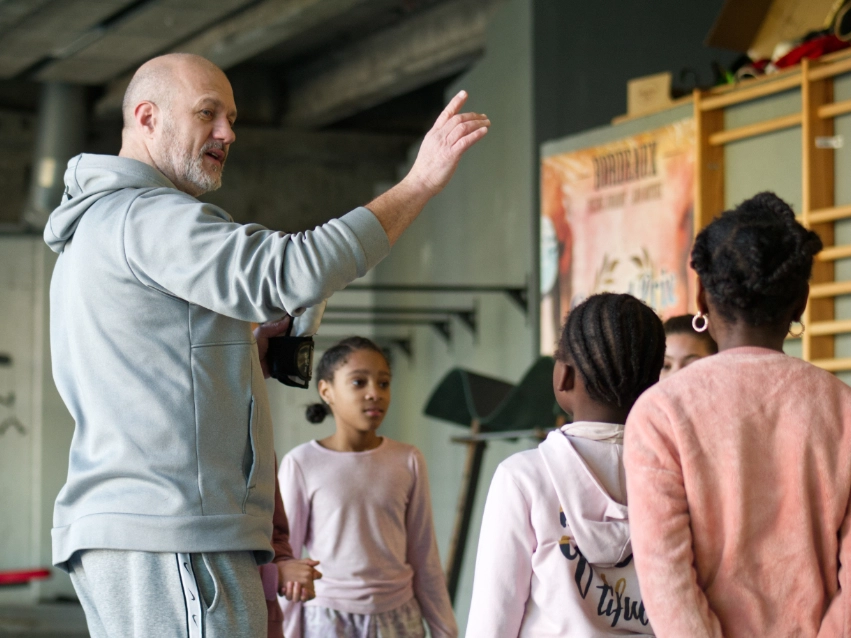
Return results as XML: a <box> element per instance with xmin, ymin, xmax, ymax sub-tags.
<box><xmin>367</xmin><ymin>90</ymin><xmax>489</xmax><ymax>245</ymax></box>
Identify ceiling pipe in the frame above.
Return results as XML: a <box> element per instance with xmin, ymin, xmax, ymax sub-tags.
<box><xmin>23</xmin><ymin>82</ymin><xmax>86</xmax><ymax>231</ymax></box>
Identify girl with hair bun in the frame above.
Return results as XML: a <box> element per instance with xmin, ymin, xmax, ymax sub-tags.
<box><xmin>278</xmin><ymin>337</ymin><xmax>457</xmax><ymax>638</ymax></box>
<box><xmin>625</xmin><ymin>192</ymin><xmax>851</xmax><ymax>637</ymax></box>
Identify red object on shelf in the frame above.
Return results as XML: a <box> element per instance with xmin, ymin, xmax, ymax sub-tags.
<box><xmin>774</xmin><ymin>34</ymin><xmax>851</xmax><ymax>69</ymax></box>
<box><xmin>0</xmin><ymin>568</ymin><xmax>51</xmax><ymax>586</ymax></box>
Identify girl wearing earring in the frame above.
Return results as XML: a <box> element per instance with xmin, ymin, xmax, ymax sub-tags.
<box><xmin>624</xmin><ymin>192</ymin><xmax>851</xmax><ymax>637</ymax></box>
<box><xmin>659</xmin><ymin>314</ymin><xmax>718</xmax><ymax>380</ymax></box>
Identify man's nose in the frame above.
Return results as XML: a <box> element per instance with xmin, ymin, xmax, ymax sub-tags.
<box><xmin>215</xmin><ymin>119</ymin><xmax>236</xmax><ymax>146</ymax></box>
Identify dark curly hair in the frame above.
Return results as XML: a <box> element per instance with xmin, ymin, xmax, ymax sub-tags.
<box><xmin>690</xmin><ymin>192</ymin><xmax>823</xmax><ymax>327</ymax></box>
<box><xmin>663</xmin><ymin>314</ymin><xmax>718</xmax><ymax>354</ymax></box>
<box><xmin>556</xmin><ymin>293</ymin><xmax>665</xmax><ymax>409</ymax></box>
<box><xmin>305</xmin><ymin>336</ymin><xmax>390</xmax><ymax>424</ymax></box>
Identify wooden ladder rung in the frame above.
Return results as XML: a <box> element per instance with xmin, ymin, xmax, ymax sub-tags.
<box><xmin>809</xmin><ymin>319</ymin><xmax>851</xmax><ymax>336</ymax></box>
<box><xmin>810</xmin><ymin>280</ymin><xmax>851</xmax><ymax>298</ymax></box>
<box><xmin>818</xmin><ymin>99</ymin><xmax>851</xmax><ymax>119</ymax></box>
<box><xmin>810</xmin><ymin>56</ymin><xmax>851</xmax><ymax>82</ymax></box>
<box><xmin>700</xmin><ymin>74</ymin><xmax>801</xmax><ymax>111</ymax></box>
<box><xmin>808</xmin><ymin>204</ymin><xmax>851</xmax><ymax>224</ymax></box>
<box><xmin>811</xmin><ymin>357</ymin><xmax>851</xmax><ymax>372</ymax></box>
<box><xmin>817</xmin><ymin>245</ymin><xmax>851</xmax><ymax>261</ymax></box>
<box><xmin>709</xmin><ymin>113</ymin><xmax>801</xmax><ymax>146</ymax></box>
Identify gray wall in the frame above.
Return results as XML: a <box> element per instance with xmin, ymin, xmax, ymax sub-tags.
<box><xmin>533</xmin><ymin>0</ymin><xmax>738</xmax><ymax>145</ymax></box>
<box><xmin>371</xmin><ymin>0</ymin><xmax>535</xmax><ymax>631</ymax></box>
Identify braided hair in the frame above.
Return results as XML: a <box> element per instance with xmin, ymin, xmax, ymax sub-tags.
<box><xmin>556</xmin><ymin>293</ymin><xmax>665</xmax><ymax>409</ymax></box>
<box><xmin>690</xmin><ymin>192</ymin><xmax>822</xmax><ymax>327</ymax></box>
<box><xmin>305</xmin><ymin>336</ymin><xmax>390</xmax><ymax>424</ymax></box>
<box><xmin>663</xmin><ymin>314</ymin><xmax>718</xmax><ymax>354</ymax></box>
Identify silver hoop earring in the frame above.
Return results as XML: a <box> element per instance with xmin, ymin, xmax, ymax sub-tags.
<box><xmin>788</xmin><ymin>321</ymin><xmax>805</xmax><ymax>338</ymax></box>
<box><xmin>692</xmin><ymin>312</ymin><xmax>709</xmax><ymax>333</ymax></box>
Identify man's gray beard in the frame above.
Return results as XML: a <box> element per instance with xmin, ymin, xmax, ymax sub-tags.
<box><xmin>160</xmin><ymin>126</ymin><xmax>223</xmax><ymax>195</ymax></box>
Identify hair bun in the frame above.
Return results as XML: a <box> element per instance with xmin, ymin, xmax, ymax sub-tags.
<box><xmin>305</xmin><ymin>403</ymin><xmax>329</xmax><ymax>424</ymax></box>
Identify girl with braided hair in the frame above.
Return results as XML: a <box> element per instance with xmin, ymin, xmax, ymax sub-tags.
<box><xmin>625</xmin><ymin>191</ymin><xmax>851</xmax><ymax>638</ymax></box>
<box><xmin>277</xmin><ymin>337</ymin><xmax>457</xmax><ymax>638</ymax></box>
<box><xmin>466</xmin><ymin>293</ymin><xmax>664</xmax><ymax>637</ymax></box>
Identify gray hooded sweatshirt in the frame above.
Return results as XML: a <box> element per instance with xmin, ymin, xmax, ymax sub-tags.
<box><xmin>45</xmin><ymin>154</ymin><xmax>390</xmax><ymax>570</ymax></box>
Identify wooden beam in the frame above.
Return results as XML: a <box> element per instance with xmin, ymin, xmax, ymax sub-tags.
<box><xmin>801</xmin><ymin>58</ymin><xmax>835</xmax><ymax>363</ymax></box>
<box><xmin>0</xmin><ymin>0</ymin><xmax>140</xmax><ymax>79</ymax></box>
<box><xmin>173</xmin><ymin>0</ymin><xmax>402</xmax><ymax>69</ymax></box>
<box><xmin>95</xmin><ymin>0</ymin><xmax>402</xmax><ymax>116</ymax></box>
<box><xmin>811</xmin><ymin>357</ymin><xmax>851</xmax><ymax>372</ymax></box>
<box><xmin>708</xmin><ymin>112</ymin><xmax>801</xmax><ymax>146</ymax></box>
<box><xmin>284</xmin><ymin>0</ymin><xmax>493</xmax><ymax>128</ymax></box>
<box><xmin>36</xmin><ymin>0</ymin><xmax>254</xmax><ymax>85</ymax></box>
<box><xmin>0</xmin><ymin>0</ymin><xmax>54</xmax><ymax>38</ymax></box>
<box><xmin>694</xmin><ymin>89</ymin><xmax>725</xmax><ymax>232</ymax></box>
<box><xmin>699</xmin><ymin>73</ymin><xmax>801</xmax><ymax>111</ymax></box>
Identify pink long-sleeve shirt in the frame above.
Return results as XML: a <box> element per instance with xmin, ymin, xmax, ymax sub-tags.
<box><xmin>278</xmin><ymin>437</ymin><xmax>457</xmax><ymax>638</ymax></box>
<box><xmin>624</xmin><ymin>347</ymin><xmax>851</xmax><ymax>637</ymax></box>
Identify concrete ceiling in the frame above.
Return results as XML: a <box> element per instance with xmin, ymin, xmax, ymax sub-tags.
<box><xmin>0</xmin><ymin>0</ymin><xmax>497</xmax><ymax>132</ymax></box>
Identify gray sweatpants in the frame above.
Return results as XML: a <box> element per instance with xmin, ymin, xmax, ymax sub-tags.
<box><xmin>68</xmin><ymin>549</ymin><xmax>267</xmax><ymax>638</ymax></box>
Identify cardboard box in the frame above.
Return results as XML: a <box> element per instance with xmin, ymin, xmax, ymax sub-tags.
<box><xmin>706</xmin><ymin>0</ymin><xmax>838</xmax><ymax>59</ymax></box>
<box><xmin>627</xmin><ymin>72</ymin><xmax>672</xmax><ymax>118</ymax></box>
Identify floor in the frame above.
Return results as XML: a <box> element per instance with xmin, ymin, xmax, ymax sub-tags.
<box><xmin>0</xmin><ymin>603</ymin><xmax>89</xmax><ymax>637</ymax></box>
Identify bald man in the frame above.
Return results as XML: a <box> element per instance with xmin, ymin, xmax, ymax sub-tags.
<box><xmin>44</xmin><ymin>53</ymin><xmax>487</xmax><ymax>638</ymax></box>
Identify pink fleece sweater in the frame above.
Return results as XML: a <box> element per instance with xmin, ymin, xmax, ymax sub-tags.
<box><xmin>278</xmin><ymin>438</ymin><xmax>457</xmax><ymax>638</ymax></box>
<box><xmin>624</xmin><ymin>347</ymin><xmax>851</xmax><ymax>637</ymax></box>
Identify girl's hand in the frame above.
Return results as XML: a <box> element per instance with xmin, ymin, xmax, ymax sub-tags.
<box><xmin>277</xmin><ymin>558</ymin><xmax>322</xmax><ymax>602</ymax></box>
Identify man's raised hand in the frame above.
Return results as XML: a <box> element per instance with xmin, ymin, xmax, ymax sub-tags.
<box><xmin>366</xmin><ymin>90</ymin><xmax>490</xmax><ymax>245</ymax></box>
<box><xmin>407</xmin><ymin>90</ymin><xmax>490</xmax><ymax>197</ymax></box>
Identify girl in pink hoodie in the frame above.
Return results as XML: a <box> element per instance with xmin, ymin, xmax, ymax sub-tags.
<box><xmin>624</xmin><ymin>192</ymin><xmax>851</xmax><ymax>637</ymax></box>
<box><xmin>466</xmin><ymin>293</ymin><xmax>664</xmax><ymax>637</ymax></box>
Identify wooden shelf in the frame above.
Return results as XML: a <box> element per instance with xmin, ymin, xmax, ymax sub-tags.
<box><xmin>810</xmin><ymin>56</ymin><xmax>851</xmax><ymax>82</ymax></box>
<box><xmin>700</xmin><ymin>74</ymin><xmax>801</xmax><ymax>111</ymax></box>
<box><xmin>695</xmin><ymin>51</ymin><xmax>851</xmax><ymax>372</ymax></box>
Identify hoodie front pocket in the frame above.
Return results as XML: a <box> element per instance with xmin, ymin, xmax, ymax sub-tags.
<box><xmin>191</xmin><ymin>341</ymin><xmax>254</xmax><ymax>516</ymax></box>
<box><xmin>242</xmin><ymin>397</ymin><xmax>258</xmax><ymax>512</ymax></box>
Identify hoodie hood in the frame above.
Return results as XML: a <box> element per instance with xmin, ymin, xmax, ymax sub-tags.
<box><xmin>539</xmin><ymin>426</ymin><xmax>631</xmax><ymax>566</ymax></box>
<box><xmin>44</xmin><ymin>154</ymin><xmax>177</xmax><ymax>253</ymax></box>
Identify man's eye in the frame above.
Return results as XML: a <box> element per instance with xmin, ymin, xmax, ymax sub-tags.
<box><xmin>379</xmin><ymin>382</ymin><xmax>389</xmax><ymax>389</ymax></box>
<box><xmin>351</xmin><ymin>379</ymin><xmax>365</xmax><ymax>387</ymax></box>
<box><xmin>200</xmin><ymin>109</ymin><xmax>213</xmax><ymax>117</ymax></box>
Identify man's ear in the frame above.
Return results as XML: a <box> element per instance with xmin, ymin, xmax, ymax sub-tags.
<box><xmin>555</xmin><ymin>361</ymin><xmax>576</xmax><ymax>394</ymax></box>
<box><xmin>696</xmin><ymin>278</ymin><xmax>709</xmax><ymax>315</ymax></box>
<box><xmin>133</xmin><ymin>101</ymin><xmax>157</xmax><ymax>137</ymax></box>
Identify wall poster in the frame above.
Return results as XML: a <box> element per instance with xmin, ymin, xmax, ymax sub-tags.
<box><xmin>540</xmin><ymin>118</ymin><xmax>696</xmax><ymax>354</ymax></box>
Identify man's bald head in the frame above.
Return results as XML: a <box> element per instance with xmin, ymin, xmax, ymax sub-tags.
<box><xmin>119</xmin><ymin>53</ymin><xmax>237</xmax><ymax>197</ymax></box>
<box><xmin>122</xmin><ymin>53</ymin><xmax>226</xmax><ymax>129</ymax></box>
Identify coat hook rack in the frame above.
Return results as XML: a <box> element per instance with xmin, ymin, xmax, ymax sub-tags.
<box><xmin>321</xmin><ymin>316</ymin><xmax>453</xmax><ymax>344</ymax></box>
<box><xmin>325</xmin><ymin>306</ymin><xmax>477</xmax><ymax>337</ymax></box>
<box><xmin>313</xmin><ymin>335</ymin><xmax>414</xmax><ymax>360</ymax></box>
<box><xmin>342</xmin><ymin>283</ymin><xmax>528</xmax><ymax>315</ymax></box>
